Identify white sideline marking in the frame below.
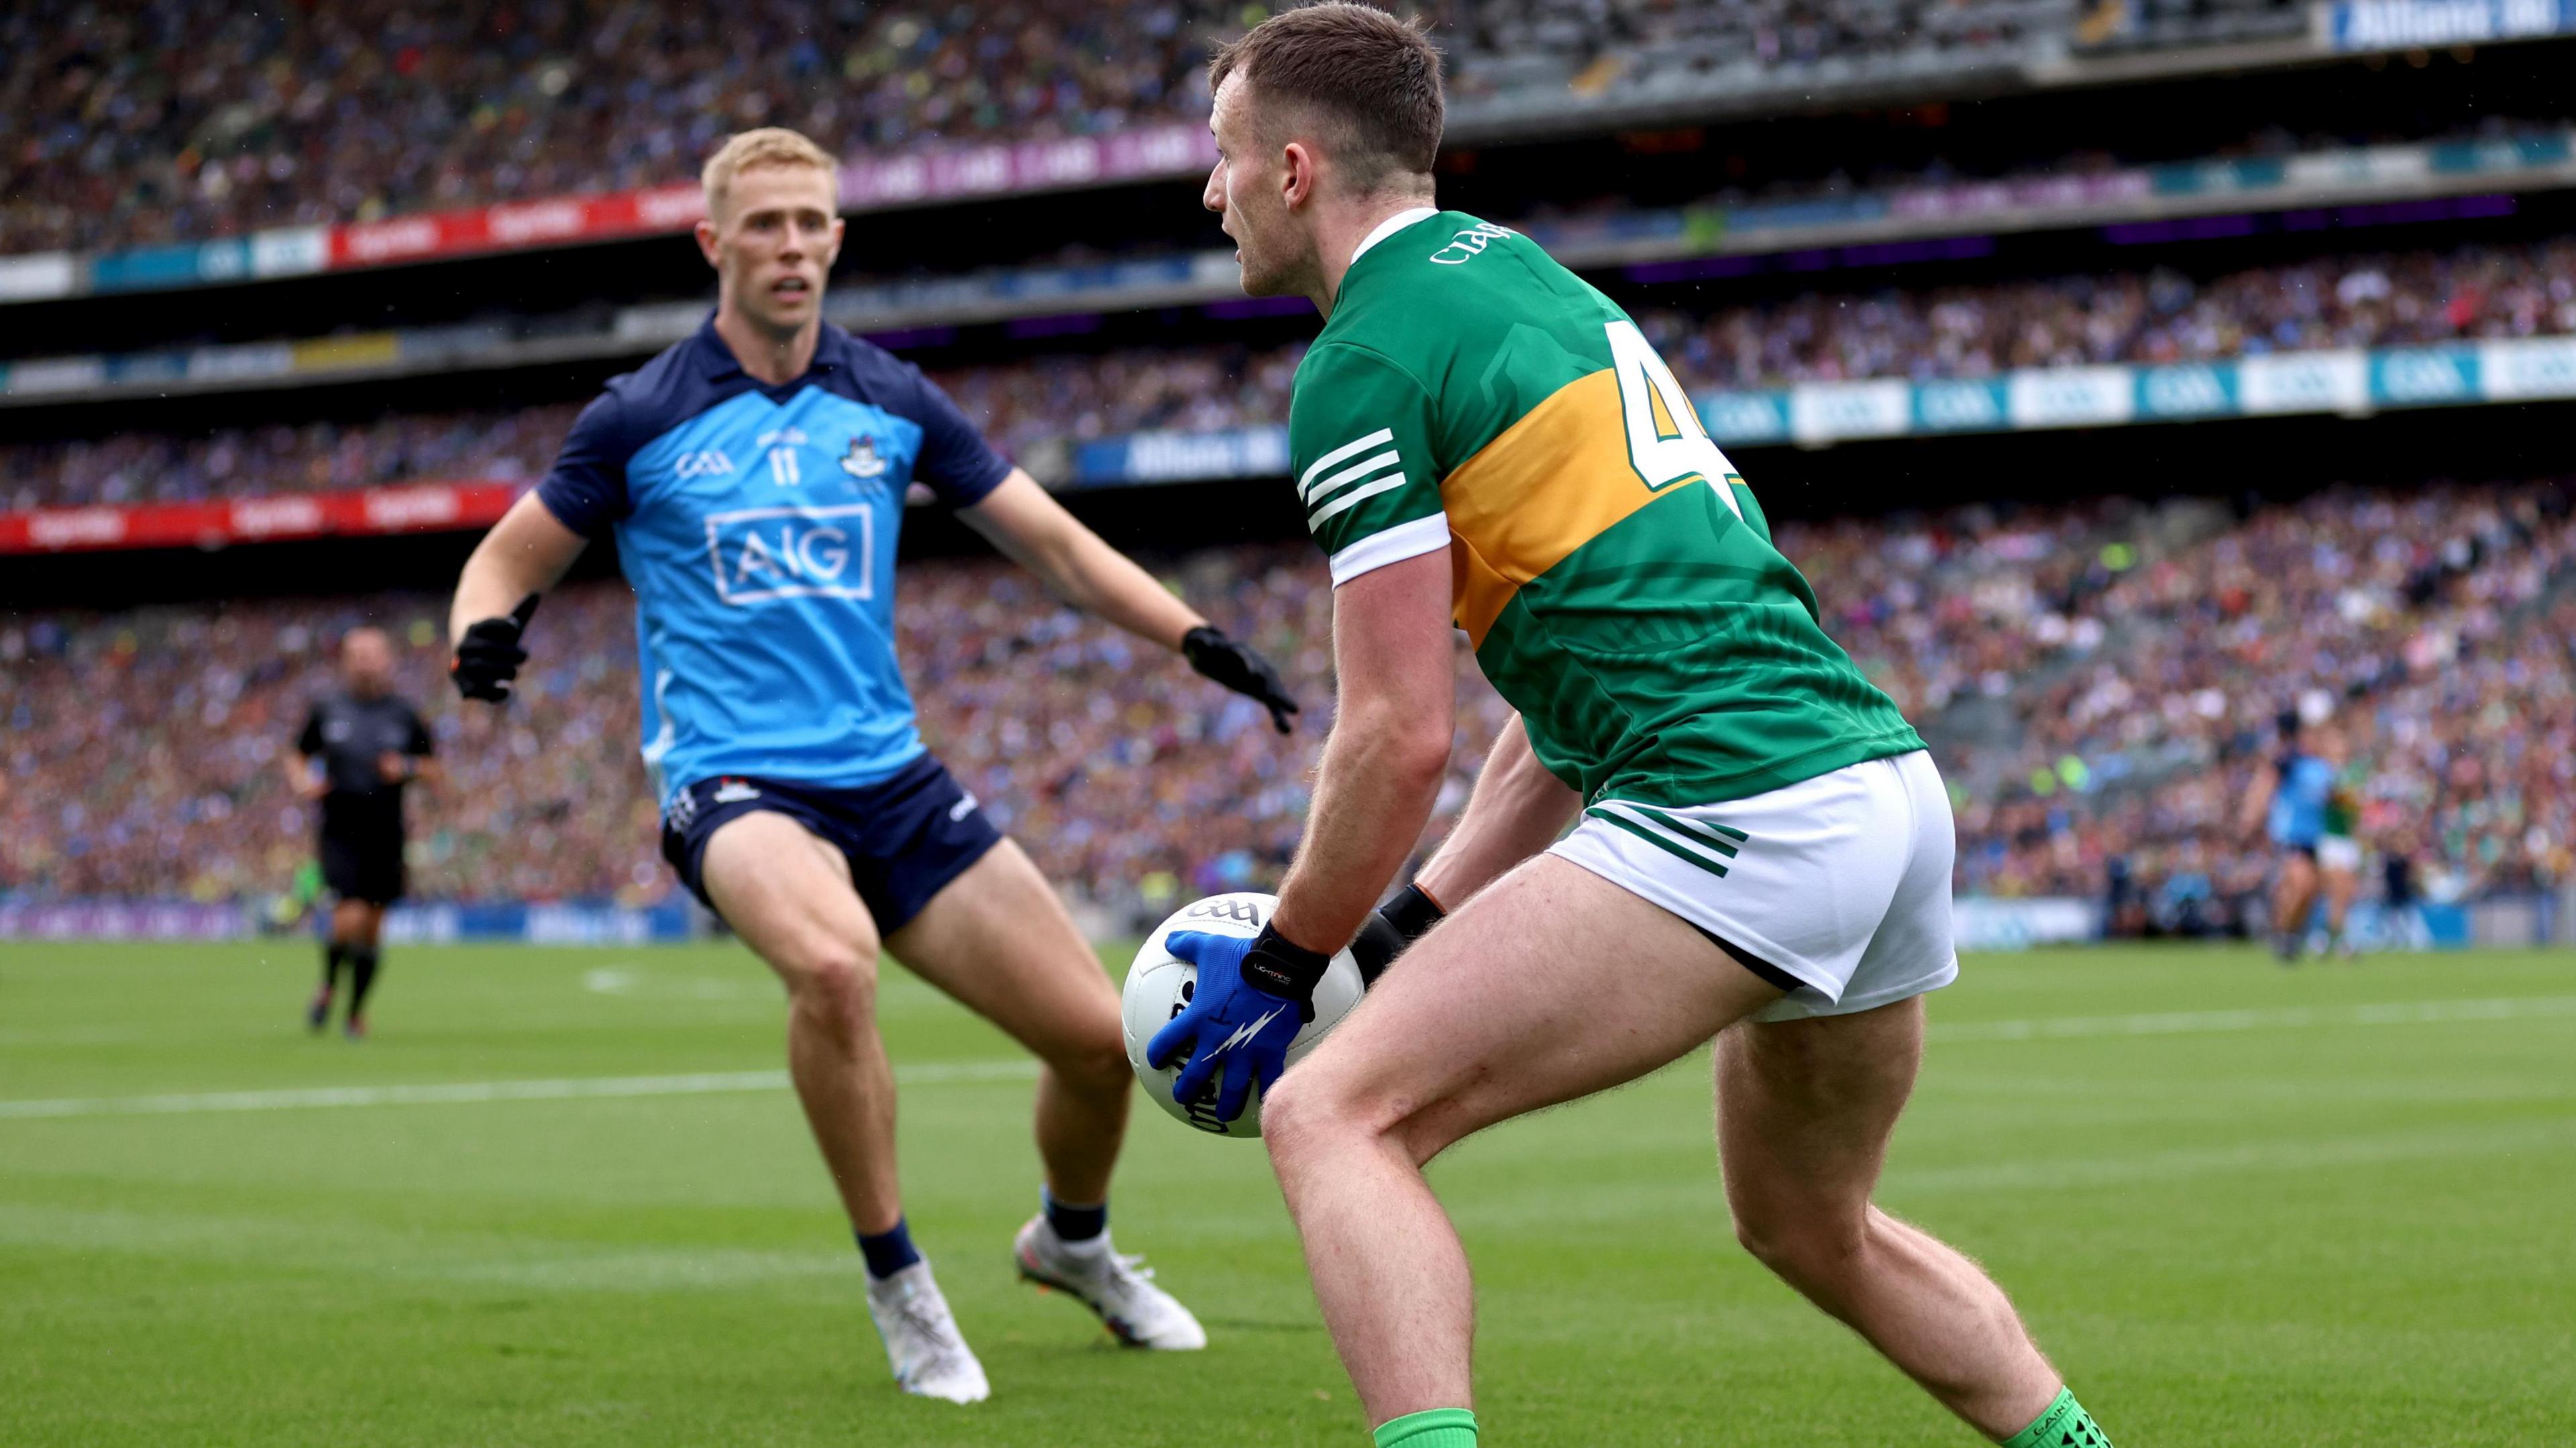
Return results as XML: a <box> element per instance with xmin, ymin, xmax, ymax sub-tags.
<box><xmin>1930</xmin><ymin>994</ymin><xmax>2576</xmax><ymax>1044</ymax></box>
<box><xmin>3</xmin><ymin>996</ymin><xmax>2569</xmax><ymax>1123</ymax></box>
<box><xmin>0</xmin><ymin>1058</ymin><xmax>1038</xmax><ymax>1121</ymax></box>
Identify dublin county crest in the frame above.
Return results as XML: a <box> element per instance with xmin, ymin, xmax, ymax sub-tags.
<box><xmin>840</xmin><ymin>434</ymin><xmax>888</xmax><ymax>480</ymax></box>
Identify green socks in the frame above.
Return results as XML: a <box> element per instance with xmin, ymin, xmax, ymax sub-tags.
<box><xmin>1374</xmin><ymin>1408</ymin><xmax>1478</xmax><ymax>1448</ymax></box>
<box><xmin>1370</xmin><ymin>1393</ymin><xmax>2104</xmax><ymax>1447</ymax></box>
<box><xmin>2001</xmin><ymin>1388</ymin><xmax>2112</xmax><ymax>1447</ymax></box>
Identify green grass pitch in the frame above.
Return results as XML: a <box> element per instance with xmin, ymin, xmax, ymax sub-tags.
<box><xmin>2</xmin><ymin>938</ymin><xmax>2571</xmax><ymax>1445</ymax></box>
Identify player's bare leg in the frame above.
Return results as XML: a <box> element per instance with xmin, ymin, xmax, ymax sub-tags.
<box><xmin>2271</xmin><ymin>851</ymin><xmax>2321</xmax><ymax>959</ymax></box>
<box><xmin>892</xmin><ymin>838</ymin><xmax>1205</xmax><ymax>1348</ymax></box>
<box><xmin>1261</xmin><ymin>856</ymin><xmax>1782</xmax><ymax>1421</ymax></box>
<box><xmin>700</xmin><ymin>811</ymin><xmax>901</xmax><ymax>1232</ymax></box>
<box><xmin>888</xmin><ymin>839</ymin><xmax>1130</xmax><ymax>1205</ymax></box>
<box><xmin>2320</xmin><ymin>861</ymin><xmax>2361</xmax><ymax>954</ymax></box>
<box><xmin>700</xmin><ymin>809</ymin><xmax>988</xmax><ymax>1400</ymax></box>
<box><xmin>1716</xmin><ymin>1000</ymin><xmax>2063</xmax><ymax>1438</ymax></box>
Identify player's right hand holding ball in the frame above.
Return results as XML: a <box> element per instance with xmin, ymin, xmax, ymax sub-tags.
<box><xmin>1150</xmin><ymin>926</ymin><xmax>1327</xmax><ymax>1123</ymax></box>
<box><xmin>450</xmin><ymin>594</ymin><xmax>541</xmax><ymax>704</ymax></box>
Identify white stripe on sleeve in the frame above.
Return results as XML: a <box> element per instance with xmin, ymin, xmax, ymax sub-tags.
<box><xmin>1309</xmin><ymin>473</ymin><xmax>1410</xmax><ymax>528</ymax></box>
<box><xmin>1299</xmin><ymin>429</ymin><xmax>1395</xmax><ymax>499</ymax></box>
<box><xmin>1326</xmin><ymin>512</ymin><xmax>1452</xmax><ymax>586</ymax></box>
<box><xmin>1304</xmin><ymin>450</ymin><xmax>1402</xmax><ymax>506</ymax></box>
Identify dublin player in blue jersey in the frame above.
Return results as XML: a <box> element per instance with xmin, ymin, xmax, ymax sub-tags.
<box><xmin>444</xmin><ymin>129</ymin><xmax>1298</xmax><ymax>1402</ymax></box>
<box><xmin>2243</xmin><ymin>718</ymin><xmax>2361</xmax><ymax>961</ymax></box>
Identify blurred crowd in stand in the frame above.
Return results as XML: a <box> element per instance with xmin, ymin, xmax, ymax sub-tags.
<box><xmin>1</xmin><ymin>0</ymin><xmax>1254</xmax><ymax>255</ymax></box>
<box><xmin>1947</xmin><ymin>483</ymin><xmax>2576</xmax><ymax>937</ymax></box>
<box><xmin>1640</xmin><ymin>239</ymin><xmax>2576</xmax><ymax>390</ymax></box>
<box><xmin>3</xmin><ymin>0</ymin><xmax>2328</xmax><ymax>258</ymax></box>
<box><xmin>7</xmin><ymin>486</ymin><xmax>2569</xmax><ymax>932</ymax></box>
<box><xmin>13</xmin><ymin>236</ymin><xmax>2576</xmax><ymax>512</ymax></box>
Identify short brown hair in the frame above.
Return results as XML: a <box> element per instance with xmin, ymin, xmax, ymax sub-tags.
<box><xmin>1210</xmin><ymin>3</ymin><xmax>1444</xmax><ymax>192</ymax></box>
<box><xmin>701</xmin><ymin>127</ymin><xmax>841</xmax><ymax>223</ymax></box>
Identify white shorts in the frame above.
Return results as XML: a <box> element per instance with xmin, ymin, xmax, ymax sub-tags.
<box><xmin>2316</xmin><ymin>835</ymin><xmax>2362</xmax><ymax>872</ymax></box>
<box><xmin>1548</xmin><ymin>750</ymin><xmax>1959</xmax><ymax>1022</ymax></box>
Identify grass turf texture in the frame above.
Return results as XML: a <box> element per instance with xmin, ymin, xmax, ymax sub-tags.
<box><xmin>1</xmin><ymin>940</ymin><xmax>2571</xmax><ymax>1446</ymax></box>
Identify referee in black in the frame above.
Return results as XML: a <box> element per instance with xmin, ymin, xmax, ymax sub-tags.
<box><xmin>286</xmin><ymin>626</ymin><xmax>437</xmax><ymax>1038</ymax></box>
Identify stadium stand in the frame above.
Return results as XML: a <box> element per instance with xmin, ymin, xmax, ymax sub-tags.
<box><xmin>7</xmin><ymin>488</ymin><xmax>2568</xmax><ymax>934</ymax></box>
<box><xmin>1643</xmin><ymin>237</ymin><xmax>2576</xmax><ymax>387</ymax></box>
<box><xmin>7</xmin><ymin>0</ymin><xmax>2576</xmax><ymax>954</ymax></box>
<box><xmin>1955</xmin><ymin>484</ymin><xmax>2576</xmax><ymax>922</ymax></box>
<box><xmin>7</xmin><ymin>0</ymin><xmax>2534</xmax><ymax>260</ymax></box>
<box><xmin>0</xmin><ymin>0</ymin><xmax>1252</xmax><ymax>255</ymax></box>
<box><xmin>11</xmin><ymin>235</ymin><xmax>2576</xmax><ymax>512</ymax></box>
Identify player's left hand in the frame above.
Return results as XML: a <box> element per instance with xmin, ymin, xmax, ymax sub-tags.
<box><xmin>1181</xmin><ymin>626</ymin><xmax>1299</xmax><ymax>733</ymax></box>
<box><xmin>451</xmin><ymin>593</ymin><xmax>541</xmax><ymax>703</ymax></box>
<box><xmin>1148</xmin><ymin>926</ymin><xmax>1327</xmax><ymax>1123</ymax></box>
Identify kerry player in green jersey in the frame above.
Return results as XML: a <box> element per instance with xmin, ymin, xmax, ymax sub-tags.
<box><xmin>1145</xmin><ymin>8</ymin><xmax>2118</xmax><ymax>1448</ymax></box>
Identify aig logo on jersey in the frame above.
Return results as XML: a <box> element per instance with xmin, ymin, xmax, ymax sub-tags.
<box><xmin>704</xmin><ymin>504</ymin><xmax>877</xmax><ymax>604</ymax></box>
<box><xmin>674</xmin><ymin>449</ymin><xmax>735</xmax><ymax>478</ymax></box>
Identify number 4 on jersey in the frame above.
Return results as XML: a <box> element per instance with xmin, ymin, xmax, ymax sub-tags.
<box><xmin>1606</xmin><ymin>319</ymin><xmax>1745</xmax><ymax>520</ymax></box>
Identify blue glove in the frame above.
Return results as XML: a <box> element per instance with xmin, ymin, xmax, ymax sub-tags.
<box><xmin>1148</xmin><ymin>926</ymin><xmax>1329</xmax><ymax>1124</ymax></box>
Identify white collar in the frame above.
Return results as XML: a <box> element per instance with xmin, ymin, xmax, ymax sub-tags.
<box><xmin>1348</xmin><ymin>205</ymin><xmax>1438</xmax><ymax>267</ymax></box>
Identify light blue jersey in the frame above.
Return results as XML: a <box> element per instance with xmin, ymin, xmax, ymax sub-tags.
<box><xmin>536</xmin><ymin>319</ymin><xmax>1012</xmax><ymax>804</ymax></box>
<box><xmin>2268</xmin><ymin>753</ymin><xmax>2333</xmax><ymax>848</ymax></box>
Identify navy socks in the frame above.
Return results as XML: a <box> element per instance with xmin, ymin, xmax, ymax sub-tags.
<box><xmin>1042</xmin><ymin>1187</ymin><xmax>1107</xmax><ymax>1243</ymax></box>
<box><xmin>855</xmin><ymin>1217</ymin><xmax>922</xmax><ymax>1280</ymax></box>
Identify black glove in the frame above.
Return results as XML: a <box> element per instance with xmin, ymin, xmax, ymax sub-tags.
<box><xmin>1349</xmin><ymin>882</ymin><xmax>1445</xmax><ymax>987</ymax></box>
<box><xmin>451</xmin><ymin>593</ymin><xmax>541</xmax><ymax>703</ymax></box>
<box><xmin>1181</xmin><ymin>625</ymin><xmax>1299</xmax><ymax>734</ymax></box>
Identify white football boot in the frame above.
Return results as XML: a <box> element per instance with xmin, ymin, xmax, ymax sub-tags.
<box><xmin>863</xmin><ymin>1260</ymin><xmax>990</xmax><ymax>1403</ymax></box>
<box><xmin>1013</xmin><ymin>1216</ymin><xmax>1208</xmax><ymax>1350</ymax></box>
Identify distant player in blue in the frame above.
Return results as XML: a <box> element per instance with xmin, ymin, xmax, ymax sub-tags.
<box><xmin>2243</xmin><ymin>716</ymin><xmax>2345</xmax><ymax>962</ymax></box>
<box><xmin>444</xmin><ymin>129</ymin><xmax>1298</xmax><ymax>1401</ymax></box>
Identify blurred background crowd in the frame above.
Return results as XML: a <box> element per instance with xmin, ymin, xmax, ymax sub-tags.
<box><xmin>11</xmin><ymin>235</ymin><xmax>2576</xmax><ymax>514</ymax></box>
<box><xmin>8</xmin><ymin>482</ymin><xmax>2567</xmax><ymax>932</ymax></box>
<box><xmin>0</xmin><ymin>0</ymin><xmax>2322</xmax><ymax>258</ymax></box>
<box><xmin>1</xmin><ymin>0</ymin><xmax>1248</xmax><ymax>255</ymax></box>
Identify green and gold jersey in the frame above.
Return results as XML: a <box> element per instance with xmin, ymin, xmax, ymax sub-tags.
<box><xmin>1289</xmin><ymin>209</ymin><xmax>1925</xmax><ymax>807</ymax></box>
<box><xmin>2324</xmin><ymin>762</ymin><xmax>2366</xmax><ymax>838</ymax></box>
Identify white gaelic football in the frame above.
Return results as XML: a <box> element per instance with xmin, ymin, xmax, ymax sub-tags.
<box><xmin>1120</xmin><ymin>891</ymin><xmax>1367</xmax><ymax>1139</ymax></box>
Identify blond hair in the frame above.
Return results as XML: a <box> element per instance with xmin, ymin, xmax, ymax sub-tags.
<box><xmin>701</xmin><ymin>128</ymin><xmax>841</xmax><ymax>223</ymax></box>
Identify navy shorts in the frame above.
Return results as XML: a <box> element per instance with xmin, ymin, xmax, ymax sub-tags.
<box><xmin>659</xmin><ymin>754</ymin><xmax>1004</xmax><ymax>934</ymax></box>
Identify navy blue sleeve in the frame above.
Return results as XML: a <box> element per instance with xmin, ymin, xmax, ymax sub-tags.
<box><xmin>904</xmin><ymin>366</ymin><xmax>1014</xmax><ymax>510</ymax></box>
<box><xmin>533</xmin><ymin>390</ymin><xmax>636</xmax><ymax>538</ymax></box>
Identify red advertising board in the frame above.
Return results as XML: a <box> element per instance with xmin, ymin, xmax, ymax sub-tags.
<box><xmin>318</xmin><ymin>125</ymin><xmax>1212</xmax><ymax>270</ymax></box>
<box><xmin>0</xmin><ymin>482</ymin><xmax>520</xmax><ymax>555</ymax></box>
<box><xmin>331</xmin><ymin>186</ymin><xmax>706</xmax><ymax>268</ymax></box>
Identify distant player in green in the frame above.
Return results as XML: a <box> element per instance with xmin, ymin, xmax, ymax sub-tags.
<box><xmin>1148</xmin><ymin>8</ymin><xmax>2116</xmax><ymax>1447</ymax></box>
<box><xmin>2315</xmin><ymin>723</ymin><xmax>2369</xmax><ymax>956</ymax></box>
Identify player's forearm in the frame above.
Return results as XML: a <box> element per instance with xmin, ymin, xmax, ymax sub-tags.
<box><xmin>1037</xmin><ymin>527</ymin><xmax>1205</xmax><ymax>650</ymax></box>
<box><xmin>449</xmin><ymin>549</ymin><xmax>551</xmax><ymax>642</ymax></box>
<box><xmin>965</xmin><ymin>471</ymin><xmax>1204</xmax><ymax>649</ymax></box>
<box><xmin>1271</xmin><ymin>701</ymin><xmax>1450</xmax><ymax>953</ymax></box>
<box><xmin>1415</xmin><ymin>714</ymin><xmax>1579</xmax><ymax>909</ymax></box>
<box><xmin>449</xmin><ymin>496</ymin><xmax>583</xmax><ymax>643</ymax></box>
